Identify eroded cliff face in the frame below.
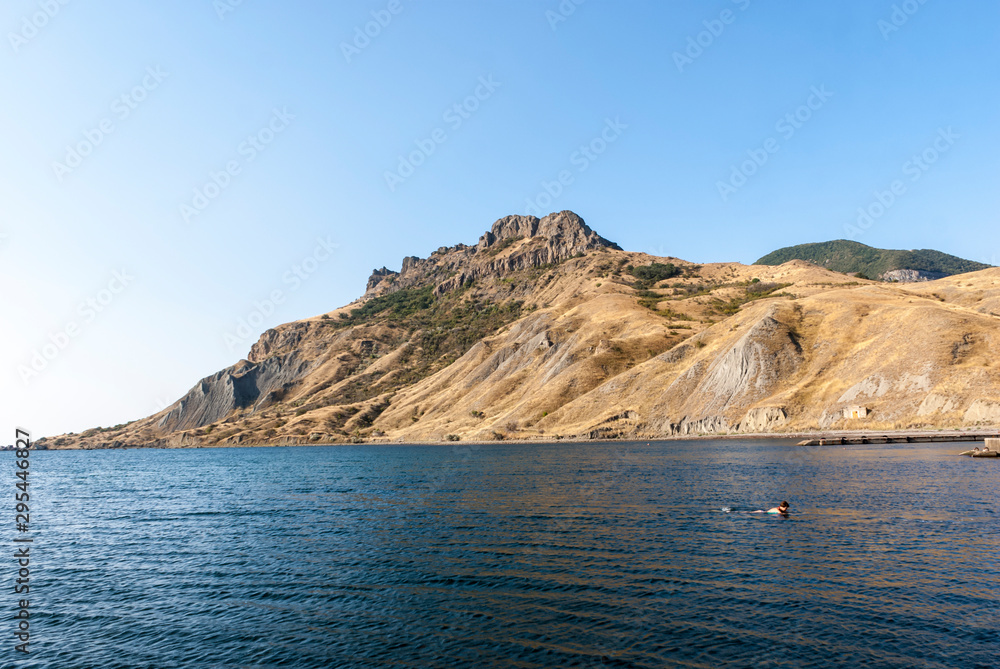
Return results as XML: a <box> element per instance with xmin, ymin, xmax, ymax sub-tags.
<box><xmin>37</xmin><ymin>211</ymin><xmax>1000</xmax><ymax>449</ymax></box>
<box><xmin>880</xmin><ymin>269</ymin><xmax>949</xmax><ymax>282</ymax></box>
<box><xmin>680</xmin><ymin>310</ymin><xmax>802</xmax><ymax>416</ymax></box>
<box><xmin>155</xmin><ymin>353</ymin><xmax>317</xmax><ymax>433</ymax></box>
<box><xmin>627</xmin><ymin>308</ymin><xmax>802</xmax><ymax>436</ymax></box>
<box><xmin>364</xmin><ymin>211</ymin><xmax>621</xmax><ymax>298</ymax></box>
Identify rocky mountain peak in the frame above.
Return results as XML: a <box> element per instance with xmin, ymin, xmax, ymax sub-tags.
<box><xmin>365</xmin><ymin>211</ymin><xmax>620</xmax><ymax>297</ymax></box>
<box><xmin>477</xmin><ymin>210</ymin><xmax>621</xmax><ymax>252</ymax></box>
<box><xmin>366</xmin><ymin>266</ymin><xmax>398</xmax><ymax>291</ymax></box>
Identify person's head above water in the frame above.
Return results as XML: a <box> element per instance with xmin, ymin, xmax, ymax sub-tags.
<box><xmin>778</xmin><ymin>501</ymin><xmax>789</xmax><ymax>511</ymax></box>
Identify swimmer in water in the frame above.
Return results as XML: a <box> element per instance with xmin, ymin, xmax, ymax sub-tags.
<box><xmin>767</xmin><ymin>501</ymin><xmax>790</xmax><ymax>514</ymax></box>
<box><xmin>752</xmin><ymin>501</ymin><xmax>790</xmax><ymax>514</ymax></box>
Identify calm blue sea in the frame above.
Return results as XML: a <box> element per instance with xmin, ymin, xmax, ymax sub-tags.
<box><xmin>6</xmin><ymin>440</ymin><xmax>999</xmax><ymax>668</ymax></box>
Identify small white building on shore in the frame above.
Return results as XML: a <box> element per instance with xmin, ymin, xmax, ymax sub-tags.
<box><xmin>844</xmin><ymin>405</ymin><xmax>869</xmax><ymax>419</ymax></box>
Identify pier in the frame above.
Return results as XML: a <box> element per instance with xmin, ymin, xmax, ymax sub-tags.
<box><xmin>797</xmin><ymin>430</ymin><xmax>1000</xmax><ymax>446</ymax></box>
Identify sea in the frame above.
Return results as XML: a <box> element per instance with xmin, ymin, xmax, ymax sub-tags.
<box><xmin>7</xmin><ymin>439</ymin><xmax>998</xmax><ymax>668</ymax></box>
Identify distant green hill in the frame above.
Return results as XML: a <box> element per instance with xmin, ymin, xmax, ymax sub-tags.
<box><xmin>755</xmin><ymin>240</ymin><xmax>991</xmax><ymax>279</ymax></box>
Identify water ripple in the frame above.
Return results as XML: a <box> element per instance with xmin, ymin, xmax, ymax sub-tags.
<box><xmin>7</xmin><ymin>441</ymin><xmax>998</xmax><ymax>667</ymax></box>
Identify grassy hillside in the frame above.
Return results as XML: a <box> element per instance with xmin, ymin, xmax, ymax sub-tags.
<box><xmin>38</xmin><ymin>251</ymin><xmax>1000</xmax><ymax>448</ymax></box>
<box><xmin>35</xmin><ymin>211</ymin><xmax>1000</xmax><ymax>449</ymax></box>
<box><xmin>755</xmin><ymin>240</ymin><xmax>990</xmax><ymax>279</ymax></box>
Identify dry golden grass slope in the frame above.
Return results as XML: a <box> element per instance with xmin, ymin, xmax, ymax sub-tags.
<box><xmin>39</xmin><ymin>212</ymin><xmax>1000</xmax><ymax>449</ymax></box>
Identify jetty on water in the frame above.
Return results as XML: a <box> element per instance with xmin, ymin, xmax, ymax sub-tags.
<box><xmin>797</xmin><ymin>431</ymin><xmax>1000</xmax><ymax>447</ymax></box>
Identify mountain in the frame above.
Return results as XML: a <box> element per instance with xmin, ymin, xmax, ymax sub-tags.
<box><xmin>38</xmin><ymin>212</ymin><xmax>1000</xmax><ymax>448</ymax></box>
<box><xmin>755</xmin><ymin>240</ymin><xmax>990</xmax><ymax>281</ymax></box>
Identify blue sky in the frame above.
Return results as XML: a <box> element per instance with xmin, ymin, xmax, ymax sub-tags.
<box><xmin>3</xmin><ymin>0</ymin><xmax>998</xmax><ymax>437</ymax></box>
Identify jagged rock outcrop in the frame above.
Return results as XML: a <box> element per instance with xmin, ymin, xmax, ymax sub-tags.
<box><xmin>249</xmin><ymin>323</ymin><xmax>313</xmax><ymax>363</ymax></box>
<box><xmin>366</xmin><ymin>210</ymin><xmax>621</xmax><ymax>298</ymax></box>
<box><xmin>738</xmin><ymin>407</ymin><xmax>788</xmax><ymax>432</ymax></box>
<box><xmin>367</xmin><ymin>267</ymin><xmax>398</xmax><ymax>291</ymax></box>
<box><xmin>669</xmin><ymin>415</ymin><xmax>730</xmax><ymax>435</ymax></box>
<box><xmin>476</xmin><ymin>211</ymin><xmax>621</xmax><ymax>252</ymax></box>
<box><xmin>880</xmin><ymin>269</ymin><xmax>949</xmax><ymax>282</ymax></box>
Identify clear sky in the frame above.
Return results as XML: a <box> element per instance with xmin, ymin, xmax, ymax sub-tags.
<box><xmin>3</xmin><ymin>0</ymin><xmax>998</xmax><ymax>438</ymax></box>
